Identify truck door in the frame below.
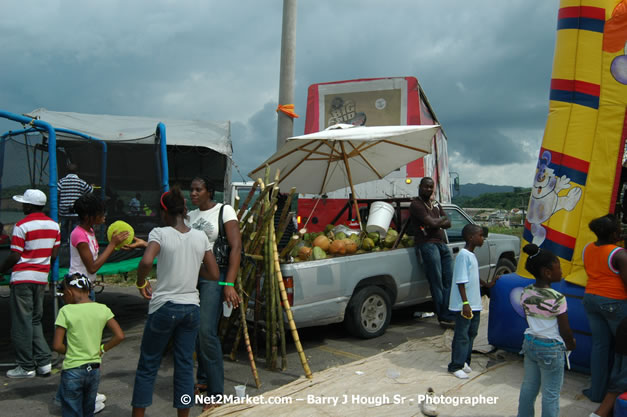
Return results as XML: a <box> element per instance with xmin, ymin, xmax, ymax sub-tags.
<box><xmin>443</xmin><ymin>207</ymin><xmax>491</xmax><ymax>281</ymax></box>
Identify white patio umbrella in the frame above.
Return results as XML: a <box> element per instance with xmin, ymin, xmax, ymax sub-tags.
<box><xmin>248</xmin><ymin>123</ymin><xmax>440</xmax><ymax>230</ymax></box>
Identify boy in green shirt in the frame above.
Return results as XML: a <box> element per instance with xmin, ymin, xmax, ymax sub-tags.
<box><xmin>53</xmin><ymin>273</ymin><xmax>124</xmax><ymax>416</ymax></box>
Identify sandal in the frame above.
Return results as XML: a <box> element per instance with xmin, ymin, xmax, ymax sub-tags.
<box><xmin>194</xmin><ymin>384</ymin><xmax>207</xmax><ymax>396</ymax></box>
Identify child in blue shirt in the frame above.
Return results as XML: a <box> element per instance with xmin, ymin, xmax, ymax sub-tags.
<box><xmin>448</xmin><ymin>224</ymin><xmax>495</xmax><ymax>379</ymax></box>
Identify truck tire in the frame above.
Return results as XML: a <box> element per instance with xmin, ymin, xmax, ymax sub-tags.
<box><xmin>344</xmin><ymin>286</ymin><xmax>392</xmax><ymax>339</ymax></box>
<box><xmin>494</xmin><ymin>258</ymin><xmax>516</xmax><ymax>278</ymax></box>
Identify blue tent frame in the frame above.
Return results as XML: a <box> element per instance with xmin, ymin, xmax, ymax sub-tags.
<box><xmin>0</xmin><ymin>109</ymin><xmax>170</xmax><ymax>283</ymax></box>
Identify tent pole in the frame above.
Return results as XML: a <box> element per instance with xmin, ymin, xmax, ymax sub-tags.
<box><xmin>340</xmin><ymin>143</ymin><xmax>364</xmax><ymax>231</ymax></box>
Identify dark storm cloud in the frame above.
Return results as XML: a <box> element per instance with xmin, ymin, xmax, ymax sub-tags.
<box><xmin>0</xmin><ymin>0</ymin><xmax>560</xmax><ymax>183</ymax></box>
<box><xmin>231</xmin><ymin>101</ymin><xmax>278</xmax><ymax>181</ymax></box>
<box><xmin>445</xmin><ymin>126</ymin><xmax>533</xmax><ymax>165</ymax></box>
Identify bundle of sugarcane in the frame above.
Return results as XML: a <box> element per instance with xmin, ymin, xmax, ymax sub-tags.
<box><xmin>220</xmin><ymin>167</ymin><xmax>311</xmax><ymax>386</ymax></box>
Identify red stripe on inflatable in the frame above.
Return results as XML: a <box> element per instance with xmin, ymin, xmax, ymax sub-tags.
<box><xmin>540</xmin><ymin>147</ymin><xmax>590</xmax><ymax>172</ymax></box>
<box><xmin>524</xmin><ymin>220</ymin><xmax>577</xmax><ymax>248</ymax></box>
<box><xmin>546</xmin><ymin>227</ymin><xmax>577</xmax><ymax>248</ymax></box>
<box><xmin>558</xmin><ymin>6</ymin><xmax>606</xmax><ymax>20</ymax></box>
<box><xmin>550</xmin><ymin>79</ymin><xmax>600</xmax><ymax>96</ymax></box>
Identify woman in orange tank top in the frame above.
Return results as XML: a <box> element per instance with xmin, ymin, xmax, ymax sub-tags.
<box><xmin>582</xmin><ymin>214</ymin><xmax>627</xmax><ymax>407</ymax></box>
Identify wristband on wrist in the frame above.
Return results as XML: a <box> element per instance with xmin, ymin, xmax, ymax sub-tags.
<box><xmin>100</xmin><ymin>344</ymin><xmax>106</xmax><ymax>354</ymax></box>
<box><xmin>462</xmin><ymin>301</ymin><xmax>470</xmax><ymax>305</ymax></box>
<box><xmin>136</xmin><ymin>279</ymin><xmax>148</xmax><ymax>289</ymax></box>
<box><xmin>219</xmin><ymin>281</ymin><xmax>235</xmax><ymax>287</ymax></box>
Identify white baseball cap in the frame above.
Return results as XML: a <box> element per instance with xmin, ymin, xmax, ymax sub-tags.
<box><xmin>13</xmin><ymin>189</ymin><xmax>47</xmax><ymax>206</ymax></box>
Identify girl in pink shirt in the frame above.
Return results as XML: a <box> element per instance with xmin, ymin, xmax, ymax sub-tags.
<box><xmin>70</xmin><ymin>194</ymin><xmax>128</xmax><ymax>283</ymax></box>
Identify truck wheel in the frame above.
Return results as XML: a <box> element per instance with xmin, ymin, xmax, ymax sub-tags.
<box><xmin>344</xmin><ymin>286</ymin><xmax>391</xmax><ymax>339</ymax></box>
<box><xmin>494</xmin><ymin>258</ymin><xmax>516</xmax><ymax>278</ymax></box>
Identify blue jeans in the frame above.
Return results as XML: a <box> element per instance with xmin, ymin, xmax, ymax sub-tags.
<box><xmin>196</xmin><ymin>271</ymin><xmax>225</xmax><ymax>396</ymax></box>
<box><xmin>10</xmin><ymin>283</ymin><xmax>51</xmax><ymax>370</ymax></box>
<box><xmin>61</xmin><ymin>366</ymin><xmax>100</xmax><ymax>417</ymax></box>
<box><xmin>582</xmin><ymin>293</ymin><xmax>627</xmax><ymax>401</ymax></box>
<box><xmin>517</xmin><ymin>335</ymin><xmax>565</xmax><ymax>417</ymax></box>
<box><xmin>448</xmin><ymin>311</ymin><xmax>480</xmax><ymax>372</ymax></box>
<box><xmin>131</xmin><ymin>302</ymin><xmax>200</xmax><ymax>409</ymax></box>
<box><xmin>417</xmin><ymin>242</ymin><xmax>456</xmax><ymax>322</ymax></box>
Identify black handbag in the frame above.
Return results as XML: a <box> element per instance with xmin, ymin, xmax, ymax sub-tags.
<box><xmin>213</xmin><ymin>204</ymin><xmax>231</xmax><ymax>268</ymax></box>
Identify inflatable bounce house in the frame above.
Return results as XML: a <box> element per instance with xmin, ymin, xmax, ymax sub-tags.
<box><xmin>489</xmin><ymin>0</ymin><xmax>627</xmax><ymax>373</ymax></box>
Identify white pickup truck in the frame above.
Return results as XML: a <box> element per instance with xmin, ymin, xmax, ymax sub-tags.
<box><xmin>230</xmin><ymin>184</ymin><xmax>520</xmax><ymax>339</ymax></box>
<box><xmin>278</xmin><ymin>204</ymin><xmax>520</xmax><ymax>338</ymax></box>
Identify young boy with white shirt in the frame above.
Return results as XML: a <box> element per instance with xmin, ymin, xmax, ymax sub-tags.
<box><xmin>447</xmin><ymin>224</ymin><xmax>495</xmax><ymax>379</ymax></box>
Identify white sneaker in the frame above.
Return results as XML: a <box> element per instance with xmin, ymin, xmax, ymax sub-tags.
<box><xmin>420</xmin><ymin>387</ymin><xmax>439</xmax><ymax>416</ymax></box>
<box><xmin>462</xmin><ymin>363</ymin><xmax>472</xmax><ymax>373</ymax></box>
<box><xmin>6</xmin><ymin>366</ymin><xmax>35</xmax><ymax>378</ymax></box>
<box><xmin>94</xmin><ymin>401</ymin><xmax>105</xmax><ymax>414</ymax></box>
<box><xmin>36</xmin><ymin>363</ymin><xmax>52</xmax><ymax>376</ymax></box>
<box><xmin>452</xmin><ymin>369</ymin><xmax>469</xmax><ymax>379</ymax></box>
<box><xmin>96</xmin><ymin>393</ymin><xmax>107</xmax><ymax>402</ymax></box>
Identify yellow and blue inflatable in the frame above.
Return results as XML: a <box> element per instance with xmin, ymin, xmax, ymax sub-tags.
<box><xmin>489</xmin><ymin>0</ymin><xmax>627</xmax><ymax>370</ymax></box>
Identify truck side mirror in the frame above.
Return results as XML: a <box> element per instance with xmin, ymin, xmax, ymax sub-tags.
<box><xmin>482</xmin><ymin>226</ymin><xmax>489</xmax><ymax>238</ymax></box>
<box><xmin>454</xmin><ymin>177</ymin><xmax>460</xmax><ymax>192</ymax></box>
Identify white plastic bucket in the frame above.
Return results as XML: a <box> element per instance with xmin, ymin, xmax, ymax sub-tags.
<box><xmin>366</xmin><ymin>201</ymin><xmax>394</xmax><ymax>235</ymax></box>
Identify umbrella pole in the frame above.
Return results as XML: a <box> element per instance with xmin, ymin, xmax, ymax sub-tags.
<box><xmin>340</xmin><ymin>143</ymin><xmax>364</xmax><ymax>231</ymax></box>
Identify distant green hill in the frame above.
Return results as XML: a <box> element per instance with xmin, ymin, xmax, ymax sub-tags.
<box><xmin>457</xmin><ymin>183</ymin><xmax>516</xmax><ymax>198</ymax></box>
<box><xmin>453</xmin><ymin>187</ymin><xmax>531</xmax><ymax>210</ymax></box>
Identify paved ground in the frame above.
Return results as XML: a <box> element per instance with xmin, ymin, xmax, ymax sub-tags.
<box><xmin>0</xmin><ymin>284</ymin><xmax>444</xmax><ymax>416</ymax></box>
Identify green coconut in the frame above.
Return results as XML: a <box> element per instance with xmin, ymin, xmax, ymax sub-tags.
<box><xmin>367</xmin><ymin>232</ymin><xmax>380</xmax><ymax>245</ymax></box>
<box><xmin>313</xmin><ymin>246</ymin><xmax>327</xmax><ymax>260</ymax></box>
<box><xmin>384</xmin><ymin>229</ymin><xmax>399</xmax><ymax>248</ymax></box>
<box><xmin>107</xmin><ymin>220</ymin><xmax>135</xmax><ymax>250</ymax></box>
<box><xmin>361</xmin><ymin>237</ymin><xmax>375</xmax><ymax>251</ymax></box>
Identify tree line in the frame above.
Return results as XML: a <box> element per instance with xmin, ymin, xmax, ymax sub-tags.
<box><xmin>452</xmin><ymin>187</ymin><xmax>532</xmax><ymax>210</ymax></box>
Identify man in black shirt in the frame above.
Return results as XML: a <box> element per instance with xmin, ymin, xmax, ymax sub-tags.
<box><xmin>409</xmin><ymin>177</ymin><xmax>456</xmax><ymax>328</ymax></box>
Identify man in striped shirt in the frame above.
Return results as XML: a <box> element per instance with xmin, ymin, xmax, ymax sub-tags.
<box><xmin>0</xmin><ymin>189</ymin><xmax>60</xmax><ymax>378</ymax></box>
<box><xmin>57</xmin><ymin>164</ymin><xmax>92</xmax><ymax>242</ymax></box>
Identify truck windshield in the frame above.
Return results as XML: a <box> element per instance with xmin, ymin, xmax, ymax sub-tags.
<box><xmin>443</xmin><ymin>208</ymin><xmax>472</xmax><ymax>243</ymax></box>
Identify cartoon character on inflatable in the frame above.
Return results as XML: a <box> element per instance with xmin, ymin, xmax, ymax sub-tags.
<box><xmin>488</xmin><ymin>0</ymin><xmax>627</xmax><ymax>374</ymax></box>
<box><xmin>527</xmin><ymin>150</ymin><xmax>582</xmax><ymax>246</ymax></box>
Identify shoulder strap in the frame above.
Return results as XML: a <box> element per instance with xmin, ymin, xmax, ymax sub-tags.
<box><xmin>218</xmin><ymin>204</ymin><xmax>225</xmax><ymax>238</ymax></box>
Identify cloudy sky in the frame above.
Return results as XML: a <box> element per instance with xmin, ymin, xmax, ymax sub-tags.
<box><xmin>0</xmin><ymin>0</ymin><xmax>558</xmax><ymax>187</ymax></box>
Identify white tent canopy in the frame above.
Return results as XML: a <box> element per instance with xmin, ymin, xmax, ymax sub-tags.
<box><xmin>26</xmin><ymin>108</ymin><xmax>232</xmax><ymax>157</ymax></box>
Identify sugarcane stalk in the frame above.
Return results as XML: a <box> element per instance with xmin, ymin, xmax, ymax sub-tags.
<box><xmin>237</xmin><ymin>179</ymin><xmax>260</xmax><ymax>221</ymax></box>
<box><xmin>253</xmin><ymin>263</ymin><xmax>262</xmax><ymax>357</ymax></box>
<box><xmin>239</xmin><ymin>181</ymin><xmax>275</xmax><ymax>227</ymax></box>
<box><xmin>236</xmin><ymin>267</ymin><xmax>261</xmax><ymax>388</ymax></box>
<box><xmin>279</xmin><ymin>234</ymin><xmax>300</xmax><ymax>260</ymax></box>
<box><xmin>224</xmin><ymin>254</ymin><xmax>258</xmax><ymax>344</ymax></box>
<box><xmin>268</xmin><ymin>170</ymin><xmax>280</xmax><ymax>370</ymax></box>
<box><xmin>271</xmin><ymin>217</ymin><xmax>312</xmax><ymax>379</ymax></box>
<box><xmin>219</xmin><ymin>229</ymin><xmax>263</xmax><ymax>343</ymax></box>
<box><xmin>243</xmin><ymin>192</ymin><xmax>280</xmax><ymax>255</ymax></box>
<box><xmin>228</xmin><ymin>255</ymin><xmax>262</xmax><ymax>358</ymax></box>
<box><xmin>269</xmin><ymin>225</ymin><xmax>278</xmax><ymax>370</ymax></box>
<box><xmin>264</xmin><ymin>223</ymin><xmax>272</xmax><ymax>367</ymax></box>
<box><xmin>271</xmin><ymin>220</ymin><xmax>288</xmax><ymax>370</ymax></box>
